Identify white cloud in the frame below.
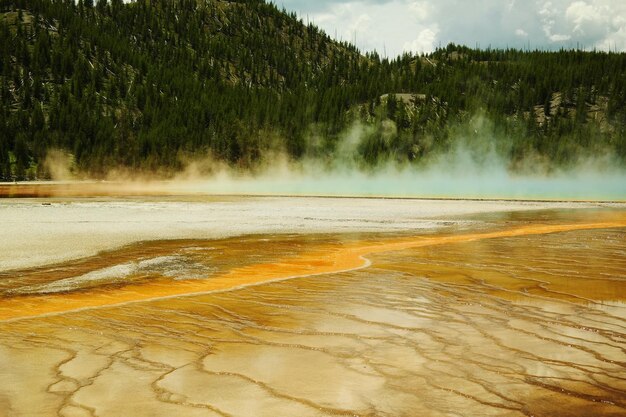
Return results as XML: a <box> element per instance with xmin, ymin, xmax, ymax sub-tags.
<box><xmin>566</xmin><ymin>1</ymin><xmax>604</xmax><ymax>30</ymax></box>
<box><xmin>403</xmin><ymin>28</ymin><xmax>439</xmax><ymax>54</ymax></box>
<box><xmin>407</xmin><ymin>1</ymin><xmax>433</xmax><ymax>20</ymax></box>
<box><xmin>596</xmin><ymin>19</ymin><xmax>626</xmax><ymax>51</ymax></box>
<box><xmin>538</xmin><ymin>0</ymin><xmax>572</xmax><ymax>43</ymax></box>
<box><xmin>289</xmin><ymin>0</ymin><xmax>438</xmax><ymax>57</ymax></box>
<box><xmin>565</xmin><ymin>1</ymin><xmax>608</xmax><ymax>42</ymax></box>
<box><xmin>549</xmin><ymin>33</ymin><xmax>572</xmax><ymax>41</ymax></box>
<box><xmin>280</xmin><ymin>0</ymin><xmax>626</xmax><ymax>55</ymax></box>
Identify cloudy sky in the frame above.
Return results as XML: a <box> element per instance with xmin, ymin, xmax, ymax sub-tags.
<box><xmin>277</xmin><ymin>0</ymin><xmax>626</xmax><ymax>57</ymax></box>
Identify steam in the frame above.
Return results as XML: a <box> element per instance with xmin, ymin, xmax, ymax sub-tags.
<box><xmin>164</xmin><ymin>116</ymin><xmax>625</xmax><ymax>201</ymax></box>
<box><xmin>42</xmin><ymin>149</ymin><xmax>76</xmax><ymax>181</ymax></box>
<box><xmin>28</xmin><ymin>118</ymin><xmax>626</xmax><ymax>202</ymax></box>
<box><xmin>168</xmin><ymin>158</ymin><xmax>626</xmax><ymax>201</ymax></box>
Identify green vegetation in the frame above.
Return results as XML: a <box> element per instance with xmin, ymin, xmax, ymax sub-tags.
<box><xmin>1</xmin><ymin>0</ymin><xmax>625</xmax><ymax>180</ymax></box>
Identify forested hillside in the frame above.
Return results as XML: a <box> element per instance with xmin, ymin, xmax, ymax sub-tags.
<box><xmin>1</xmin><ymin>0</ymin><xmax>625</xmax><ymax>180</ymax></box>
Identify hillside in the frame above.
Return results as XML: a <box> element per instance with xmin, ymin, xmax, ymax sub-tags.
<box><xmin>0</xmin><ymin>0</ymin><xmax>625</xmax><ymax>180</ymax></box>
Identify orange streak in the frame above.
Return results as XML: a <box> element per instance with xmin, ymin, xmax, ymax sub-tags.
<box><xmin>1</xmin><ymin>221</ymin><xmax>625</xmax><ymax>321</ymax></box>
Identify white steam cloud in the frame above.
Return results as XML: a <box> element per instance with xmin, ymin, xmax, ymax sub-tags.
<box><xmin>165</xmin><ymin>120</ymin><xmax>626</xmax><ymax>202</ymax></box>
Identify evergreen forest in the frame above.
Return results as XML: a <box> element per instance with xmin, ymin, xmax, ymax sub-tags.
<box><xmin>1</xmin><ymin>0</ymin><xmax>625</xmax><ymax>180</ymax></box>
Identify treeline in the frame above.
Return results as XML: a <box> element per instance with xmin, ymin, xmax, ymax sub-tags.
<box><xmin>0</xmin><ymin>0</ymin><xmax>624</xmax><ymax>180</ymax></box>
<box><xmin>358</xmin><ymin>46</ymin><xmax>626</xmax><ymax>169</ymax></box>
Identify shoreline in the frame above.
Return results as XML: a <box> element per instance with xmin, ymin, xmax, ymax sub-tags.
<box><xmin>1</xmin><ymin>181</ymin><xmax>624</xmax><ymax>203</ymax></box>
